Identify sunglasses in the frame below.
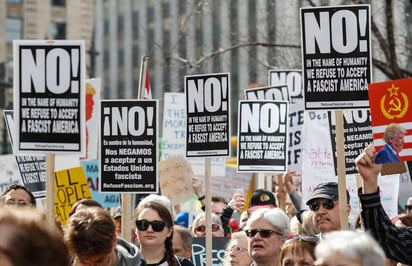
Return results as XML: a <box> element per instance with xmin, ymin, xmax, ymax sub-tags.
<box><xmin>195</xmin><ymin>224</ymin><xmax>221</xmax><ymax>233</ymax></box>
<box><xmin>285</xmin><ymin>234</ymin><xmax>319</xmax><ymax>244</ymax></box>
<box><xmin>308</xmin><ymin>199</ymin><xmax>335</xmax><ymax>212</ymax></box>
<box><xmin>405</xmin><ymin>205</ymin><xmax>412</xmax><ymax>211</ymax></box>
<box><xmin>135</xmin><ymin>220</ymin><xmax>170</xmax><ymax>232</ymax></box>
<box><xmin>230</xmin><ymin>246</ymin><xmax>248</xmax><ymax>253</ymax></box>
<box><xmin>245</xmin><ymin>229</ymin><xmax>282</xmax><ymax>238</ymax></box>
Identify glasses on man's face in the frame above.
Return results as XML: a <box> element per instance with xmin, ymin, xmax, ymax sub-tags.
<box><xmin>245</xmin><ymin>229</ymin><xmax>282</xmax><ymax>238</ymax></box>
<box><xmin>194</xmin><ymin>224</ymin><xmax>221</xmax><ymax>233</ymax></box>
<box><xmin>405</xmin><ymin>205</ymin><xmax>412</xmax><ymax>212</ymax></box>
<box><xmin>4</xmin><ymin>200</ymin><xmax>32</xmax><ymax>207</ymax></box>
<box><xmin>308</xmin><ymin>199</ymin><xmax>335</xmax><ymax>212</ymax></box>
<box><xmin>135</xmin><ymin>220</ymin><xmax>170</xmax><ymax>232</ymax></box>
<box><xmin>285</xmin><ymin>234</ymin><xmax>319</xmax><ymax>244</ymax></box>
<box><xmin>229</xmin><ymin>246</ymin><xmax>248</xmax><ymax>253</ymax></box>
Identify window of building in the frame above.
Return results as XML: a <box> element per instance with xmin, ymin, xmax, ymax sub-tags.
<box><xmin>51</xmin><ymin>0</ymin><xmax>65</xmax><ymax>6</ymax></box>
<box><xmin>50</xmin><ymin>22</ymin><xmax>66</xmax><ymax>39</ymax></box>
<box><xmin>6</xmin><ymin>17</ymin><xmax>22</xmax><ymax>43</ymax></box>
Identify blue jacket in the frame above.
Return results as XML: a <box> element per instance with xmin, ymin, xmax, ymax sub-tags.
<box><xmin>375</xmin><ymin>144</ymin><xmax>399</xmax><ymax>164</ymax></box>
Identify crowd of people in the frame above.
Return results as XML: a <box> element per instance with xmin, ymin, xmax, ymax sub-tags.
<box><xmin>0</xmin><ymin>144</ymin><xmax>411</xmax><ymax>266</ymax></box>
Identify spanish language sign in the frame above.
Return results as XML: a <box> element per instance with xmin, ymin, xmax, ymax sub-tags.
<box><xmin>100</xmin><ymin>100</ymin><xmax>158</xmax><ymax>193</ymax></box>
<box><xmin>237</xmin><ymin>100</ymin><xmax>289</xmax><ymax>172</ymax></box>
<box><xmin>185</xmin><ymin>73</ymin><xmax>230</xmax><ymax>157</ymax></box>
<box><xmin>268</xmin><ymin>69</ymin><xmax>303</xmax><ymax>103</ymax></box>
<box><xmin>300</xmin><ymin>5</ymin><xmax>371</xmax><ymax>109</ymax></box>
<box><xmin>3</xmin><ymin>110</ymin><xmax>46</xmax><ymax>198</ymax></box>
<box><xmin>81</xmin><ymin>160</ymin><xmax>120</xmax><ymax>208</ymax></box>
<box><xmin>244</xmin><ymin>85</ymin><xmax>290</xmax><ymax>102</ymax></box>
<box><xmin>55</xmin><ymin>166</ymin><xmax>91</xmax><ymax>225</ymax></box>
<box><xmin>328</xmin><ymin>109</ymin><xmax>372</xmax><ymax>175</ymax></box>
<box><xmin>368</xmin><ymin>78</ymin><xmax>412</xmax><ymax>163</ymax></box>
<box><xmin>13</xmin><ymin>40</ymin><xmax>85</xmax><ymax>154</ymax></box>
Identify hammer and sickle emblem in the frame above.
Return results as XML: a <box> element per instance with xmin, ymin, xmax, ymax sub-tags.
<box><xmin>388</xmin><ymin>97</ymin><xmax>402</xmax><ymax>112</ymax></box>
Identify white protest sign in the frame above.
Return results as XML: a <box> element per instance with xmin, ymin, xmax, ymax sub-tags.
<box><xmin>244</xmin><ymin>85</ymin><xmax>290</xmax><ymax>102</ymax></box>
<box><xmin>237</xmin><ymin>100</ymin><xmax>289</xmax><ymax>172</ymax></box>
<box><xmin>100</xmin><ymin>100</ymin><xmax>158</xmax><ymax>193</ymax></box>
<box><xmin>268</xmin><ymin>69</ymin><xmax>303</xmax><ymax>103</ymax></box>
<box><xmin>185</xmin><ymin>73</ymin><xmax>230</xmax><ymax>157</ymax></box>
<box><xmin>13</xmin><ymin>40</ymin><xmax>86</xmax><ymax>154</ymax></box>
<box><xmin>300</xmin><ymin>5</ymin><xmax>371</xmax><ymax>109</ymax></box>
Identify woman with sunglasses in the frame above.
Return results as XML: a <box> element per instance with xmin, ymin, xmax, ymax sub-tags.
<box><xmin>221</xmin><ymin>231</ymin><xmax>253</xmax><ymax>266</ymax></box>
<box><xmin>244</xmin><ymin>207</ymin><xmax>290</xmax><ymax>266</ymax></box>
<box><xmin>191</xmin><ymin>212</ymin><xmax>225</xmax><ymax>237</ymax></box>
<box><xmin>134</xmin><ymin>201</ymin><xmax>193</xmax><ymax>266</ymax></box>
<box><xmin>279</xmin><ymin>235</ymin><xmax>318</xmax><ymax>266</ymax></box>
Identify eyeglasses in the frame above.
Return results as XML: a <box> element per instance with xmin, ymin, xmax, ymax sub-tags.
<box><xmin>405</xmin><ymin>205</ymin><xmax>412</xmax><ymax>212</ymax></box>
<box><xmin>285</xmin><ymin>234</ymin><xmax>319</xmax><ymax>244</ymax></box>
<box><xmin>308</xmin><ymin>199</ymin><xmax>335</xmax><ymax>212</ymax></box>
<box><xmin>229</xmin><ymin>246</ymin><xmax>248</xmax><ymax>253</ymax></box>
<box><xmin>194</xmin><ymin>224</ymin><xmax>221</xmax><ymax>233</ymax></box>
<box><xmin>4</xmin><ymin>200</ymin><xmax>32</xmax><ymax>207</ymax></box>
<box><xmin>245</xmin><ymin>229</ymin><xmax>282</xmax><ymax>238</ymax></box>
<box><xmin>135</xmin><ymin>220</ymin><xmax>170</xmax><ymax>232</ymax></box>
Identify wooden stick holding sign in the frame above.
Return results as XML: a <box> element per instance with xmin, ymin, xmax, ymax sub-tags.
<box><xmin>335</xmin><ymin>111</ymin><xmax>349</xmax><ymax>230</ymax></box>
<box><xmin>46</xmin><ymin>154</ymin><xmax>55</xmax><ymax>227</ymax></box>
<box><xmin>205</xmin><ymin>158</ymin><xmax>212</xmax><ymax>266</ymax></box>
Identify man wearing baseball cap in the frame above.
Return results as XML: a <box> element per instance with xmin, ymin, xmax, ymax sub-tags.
<box><xmin>306</xmin><ymin>182</ymin><xmax>351</xmax><ymax>234</ymax></box>
<box><xmin>249</xmin><ymin>189</ymin><xmax>277</xmax><ymax>212</ymax></box>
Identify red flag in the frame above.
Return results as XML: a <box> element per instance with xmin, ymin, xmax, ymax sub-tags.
<box><xmin>368</xmin><ymin>78</ymin><xmax>412</xmax><ymax>162</ymax></box>
<box><xmin>143</xmin><ymin>68</ymin><xmax>152</xmax><ymax>100</ymax></box>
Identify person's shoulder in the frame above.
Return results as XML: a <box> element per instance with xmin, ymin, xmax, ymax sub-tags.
<box><xmin>176</xmin><ymin>256</ymin><xmax>194</xmax><ymax>266</ymax></box>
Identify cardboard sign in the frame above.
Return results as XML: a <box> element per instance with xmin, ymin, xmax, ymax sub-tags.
<box><xmin>244</xmin><ymin>85</ymin><xmax>290</xmax><ymax>102</ymax></box>
<box><xmin>13</xmin><ymin>40</ymin><xmax>86</xmax><ymax>154</ymax></box>
<box><xmin>268</xmin><ymin>69</ymin><xmax>303</xmax><ymax>103</ymax></box>
<box><xmin>368</xmin><ymin>78</ymin><xmax>412</xmax><ymax>165</ymax></box>
<box><xmin>81</xmin><ymin>160</ymin><xmax>120</xmax><ymax>208</ymax></box>
<box><xmin>161</xmin><ymin>92</ymin><xmax>186</xmax><ymax>160</ymax></box>
<box><xmin>301</xmin><ymin>5</ymin><xmax>371</xmax><ymax>109</ymax></box>
<box><xmin>328</xmin><ymin>109</ymin><xmax>373</xmax><ymax>175</ymax></box>
<box><xmin>185</xmin><ymin>73</ymin><xmax>230</xmax><ymax>157</ymax></box>
<box><xmin>55</xmin><ymin>166</ymin><xmax>91</xmax><ymax>225</ymax></box>
<box><xmin>3</xmin><ymin>110</ymin><xmax>46</xmax><ymax>198</ymax></box>
<box><xmin>100</xmin><ymin>100</ymin><xmax>158</xmax><ymax>193</ymax></box>
<box><xmin>237</xmin><ymin>100</ymin><xmax>289</xmax><ymax>172</ymax></box>
<box><xmin>191</xmin><ymin>237</ymin><xmax>228</xmax><ymax>266</ymax></box>
<box><xmin>159</xmin><ymin>157</ymin><xmax>194</xmax><ymax>205</ymax></box>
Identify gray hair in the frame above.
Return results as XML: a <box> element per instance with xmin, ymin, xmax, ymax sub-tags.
<box><xmin>173</xmin><ymin>224</ymin><xmax>193</xmax><ymax>250</ymax></box>
<box><xmin>191</xmin><ymin>212</ymin><xmax>223</xmax><ymax>235</ymax></box>
<box><xmin>245</xmin><ymin>207</ymin><xmax>290</xmax><ymax>237</ymax></box>
<box><xmin>315</xmin><ymin>231</ymin><xmax>386</xmax><ymax>266</ymax></box>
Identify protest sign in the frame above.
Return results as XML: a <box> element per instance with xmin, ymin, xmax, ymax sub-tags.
<box><xmin>81</xmin><ymin>160</ymin><xmax>120</xmax><ymax>208</ymax></box>
<box><xmin>100</xmin><ymin>100</ymin><xmax>158</xmax><ymax>193</ymax></box>
<box><xmin>268</xmin><ymin>69</ymin><xmax>303</xmax><ymax>103</ymax></box>
<box><xmin>159</xmin><ymin>157</ymin><xmax>194</xmax><ymax>205</ymax></box>
<box><xmin>301</xmin><ymin>5</ymin><xmax>371</xmax><ymax>109</ymax></box>
<box><xmin>191</xmin><ymin>237</ymin><xmax>228</xmax><ymax>266</ymax></box>
<box><xmin>0</xmin><ymin>155</ymin><xmax>21</xmax><ymax>193</ymax></box>
<box><xmin>287</xmin><ymin>102</ymin><xmax>304</xmax><ymax>173</ymax></box>
<box><xmin>237</xmin><ymin>100</ymin><xmax>288</xmax><ymax>172</ymax></box>
<box><xmin>13</xmin><ymin>40</ymin><xmax>86</xmax><ymax>154</ymax></box>
<box><xmin>3</xmin><ymin>110</ymin><xmax>46</xmax><ymax>198</ymax></box>
<box><xmin>161</xmin><ymin>92</ymin><xmax>186</xmax><ymax>160</ymax></box>
<box><xmin>83</xmin><ymin>78</ymin><xmax>100</xmax><ymax>160</ymax></box>
<box><xmin>244</xmin><ymin>85</ymin><xmax>290</xmax><ymax>102</ymax></box>
<box><xmin>368</xmin><ymin>78</ymin><xmax>412</xmax><ymax>165</ymax></box>
<box><xmin>55</xmin><ymin>166</ymin><xmax>91</xmax><ymax>225</ymax></box>
<box><xmin>328</xmin><ymin>109</ymin><xmax>372</xmax><ymax>175</ymax></box>
<box><xmin>185</xmin><ymin>73</ymin><xmax>230</xmax><ymax>157</ymax></box>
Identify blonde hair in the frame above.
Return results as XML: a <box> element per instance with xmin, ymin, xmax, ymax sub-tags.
<box><xmin>383</xmin><ymin>123</ymin><xmax>406</xmax><ymax>143</ymax></box>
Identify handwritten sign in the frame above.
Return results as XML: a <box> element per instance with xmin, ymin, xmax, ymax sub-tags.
<box><xmin>55</xmin><ymin>166</ymin><xmax>91</xmax><ymax>225</ymax></box>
